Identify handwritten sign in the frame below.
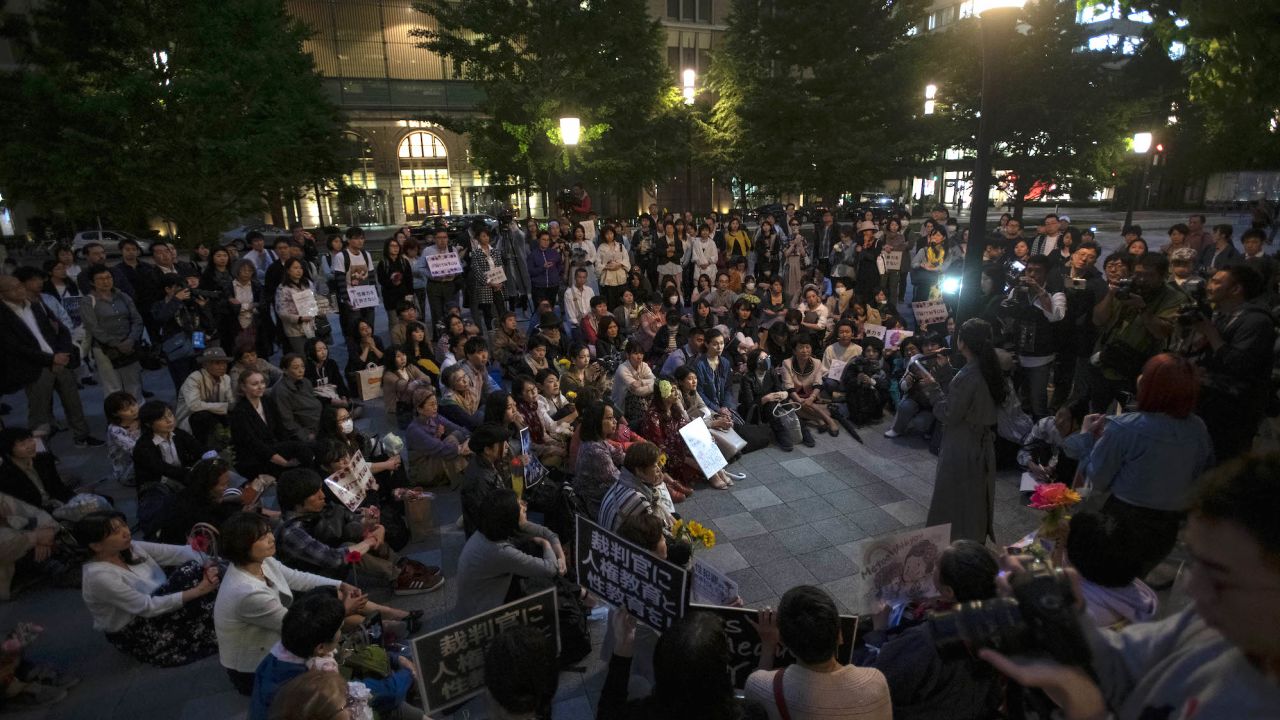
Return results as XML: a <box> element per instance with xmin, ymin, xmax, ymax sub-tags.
<box><xmin>576</xmin><ymin>515</ymin><xmax>688</xmax><ymax>631</ymax></box>
<box><xmin>678</xmin><ymin>416</ymin><xmax>728</xmax><ymax>478</ymax></box>
<box><xmin>881</xmin><ymin>249</ymin><xmax>904</xmax><ymax>271</ymax></box>
<box><xmin>323</xmin><ymin>450</ymin><xmax>376</xmax><ymax>511</ymax></box>
<box><xmin>690</xmin><ymin>558</ymin><xmax>739</xmax><ymax>605</ymax></box>
<box><xmin>864</xmin><ymin>324</ymin><xmax>914</xmax><ymax>349</ymax></box>
<box><xmin>690</xmin><ymin>603</ymin><xmax>858</xmax><ymax>688</ymax></box>
<box><xmin>485</xmin><ymin>266</ymin><xmax>507</xmax><ymax>286</ymax></box>
<box><xmin>426</xmin><ymin>251</ymin><xmax>463</xmax><ymax>277</ymax></box>
<box><xmin>911</xmin><ymin>299</ymin><xmax>949</xmax><ymax>327</ymax></box>
<box><xmin>411</xmin><ymin>587</ymin><xmax>558</xmax><ymax>712</ymax></box>
<box><xmin>826</xmin><ymin>359</ymin><xmax>848</xmax><ymax>383</ymax></box>
<box><xmin>291</xmin><ymin>288</ymin><xmax>318</xmax><ymax>318</ymax></box>
<box><xmin>840</xmin><ymin>523</ymin><xmax>952</xmax><ymax>614</ymax></box>
<box><xmin>347</xmin><ymin>284</ymin><xmax>380</xmax><ymax>310</ymax></box>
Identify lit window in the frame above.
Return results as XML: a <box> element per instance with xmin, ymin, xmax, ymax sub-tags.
<box><xmin>1168</xmin><ymin>41</ymin><xmax>1185</xmax><ymax>60</ymax></box>
<box><xmin>1087</xmin><ymin>34</ymin><xmax>1119</xmax><ymax>51</ymax></box>
<box><xmin>927</xmin><ymin>13</ymin><xmax>937</xmax><ymax>30</ymax></box>
<box><xmin>1126</xmin><ymin>9</ymin><xmax>1153</xmax><ymax>23</ymax></box>
<box><xmin>959</xmin><ymin>1</ymin><xmax>975</xmax><ymax>19</ymax></box>
<box><xmin>398</xmin><ymin>130</ymin><xmax>448</xmax><ymax>159</ymax></box>
<box><xmin>1079</xmin><ymin>2</ymin><xmax>1119</xmax><ymax>24</ymax></box>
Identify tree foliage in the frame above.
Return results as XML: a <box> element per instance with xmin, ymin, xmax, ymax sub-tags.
<box><xmin>413</xmin><ymin>0</ymin><xmax>685</xmax><ymax>211</ymax></box>
<box><xmin>708</xmin><ymin>0</ymin><xmax>928</xmax><ymax>201</ymax></box>
<box><xmin>0</xmin><ymin>0</ymin><xmax>347</xmax><ymax>243</ymax></box>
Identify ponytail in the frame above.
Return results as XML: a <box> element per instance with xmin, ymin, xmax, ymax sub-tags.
<box><xmin>959</xmin><ymin>319</ymin><xmax>1007</xmax><ymax>405</ymax></box>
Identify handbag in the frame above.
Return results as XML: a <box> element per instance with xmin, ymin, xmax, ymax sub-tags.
<box><xmin>773</xmin><ymin>401</ymin><xmax>803</xmax><ymax>444</ymax></box>
<box><xmin>355</xmin><ymin>363</ymin><xmax>383</xmax><ymax>400</ymax></box>
<box><xmin>161</xmin><ymin>332</ymin><xmax>194</xmax><ymax>361</ymax></box>
<box><xmin>703</xmin><ymin>407</ymin><xmax>748</xmax><ymax>459</ymax></box>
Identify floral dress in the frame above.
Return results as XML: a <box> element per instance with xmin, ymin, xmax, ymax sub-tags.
<box><xmin>108</xmin><ymin>423</ymin><xmax>142</xmax><ymax>486</ymax></box>
<box><xmin>639</xmin><ymin>403</ymin><xmax>701</xmax><ymax>490</ymax></box>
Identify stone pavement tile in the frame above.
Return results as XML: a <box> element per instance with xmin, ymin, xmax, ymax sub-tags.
<box><xmin>847</xmin><ymin>452</ymin><xmax>912</xmax><ymax>481</ymax></box>
<box><xmin>858</xmin><ymin>481</ymin><xmax>908</xmax><ymax>506</ymax></box>
<box><xmin>709</xmin><ymin>511</ymin><xmax>768</xmax><ymax>540</ymax></box>
<box><xmin>767</xmin><ymin>478</ymin><xmax>816</xmax><ymax>502</ymax></box>
<box><xmin>750</xmin><ymin>503</ymin><xmax>806</xmax><ymax>532</ymax></box>
<box><xmin>731</xmin><ymin>485</ymin><xmax>784</xmax><ymax>511</ymax></box>
<box><xmin>784</xmin><ymin>495</ymin><xmax>841</xmax><ymax>522</ymax></box>
<box><xmin>840</xmin><ymin>462</ymin><xmax>884</xmax><ymax>487</ymax></box>
<box><xmin>727</xmin><ymin>567</ymin><xmax>774</xmax><ymax>604</ymax></box>
<box><xmin>756</xmin><ymin>557</ymin><xmax>820</xmax><ymax>597</ymax></box>
<box><xmin>739</xmin><ymin>450</ymin><xmax>782</xmax><ymax>470</ymax></box>
<box><xmin>812</xmin><ymin>516</ymin><xmax>869</xmax><ymax>546</ymax></box>
<box><xmin>847</xmin><ymin>506</ymin><xmax>905</xmax><ymax>535</ymax></box>
<box><xmin>694</xmin><ymin>491</ymin><xmax>748</xmax><ymax>520</ymax></box>
<box><xmin>773</xmin><ymin>525</ymin><xmax>833</xmax><ymax>555</ymax></box>
<box><xmin>729</xmin><ymin>472</ymin><xmax>764</xmax><ymax>489</ymax></box>
<box><xmin>895</xmin><ymin>456</ymin><xmax>940</xmax><ymax>480</ymax></box>
<box><xmin>823</xmin><ymin>488</ymin><xmax>875</xmax><ymax>515</ymax></box>
<box><xmin>699</xmin><ymin>541</ymin><xmax>750</xmax><ymax>574</ymax></box>
<box><xmin>821</xmin><ymin>575</ymin><xmax>867</xmax><ymax>615</ymax></box>
<box><xmin>731</xmin><ymin>532</ymin><xmax>793</xmax><ymax>566</ymax></box>
<box><xmin>993</xmin><ymin>477</ymin><xmax>1023</xmax><ymax>500</ymax></box>
<box><xmin>811</xmin><ymin>451</ymin><xmax>855</xmax><ymax>473</ymax></box>
<box><xmin>801</xmin><ymin>472</ymin><xmax>847</xmax><ymax>496</ymax></box>
<box><xmin>880</xmin><ymin>499</ymin><xmax>929</xmax><ymax>526</ymax></box>
<box><xmin>779</xmin><ymin>457</ymin><xmax>825</xmax><ymax>477</ymax></box>
<box><xmin>795</xmin><ymin>546</ymin><xmax>860</xmax><ymax>583</ymax></box>
<box><xmin>893</xmin><ymin>475</ymin><xmax>936</xmax><ymax>505</ymax></box>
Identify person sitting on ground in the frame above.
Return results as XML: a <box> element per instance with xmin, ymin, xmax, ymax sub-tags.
<box><xmin>883</xmin><ymin>335</ymin><xmax>955</xmax><ymax>439</ymax></box>
<box><xmin>0</xmin><ymin>428</ymin><xmax>73</xmax><ymax>514</ymax></box>
<box><xmin>272</xmin><ymin>353</ymin><xmax>324</xmax><ymax>442</ymax></box>
<box><xmin>229</xmin><ymin>370</ymin><xmax>313</xmax><ymax>482</ymax></box>
<box><xmin>230</xmin><ymin>342</ymin><xmax>283</xmax><ymax>393</ymax></box>
<box><xmin>156</xmin><ymin>456</ymin><xmax>245</xmax><ymax>544</ymax></box>
<box><xmin>105</xmin><ymin>391</ymin><xmax>142</xmax><ymax>487</ymax></box>
<box><xmin>405</xmin><ymin>387</ymin><xmax>470</xmax><ymax>489</ymax></box>
<box><xmin>265</xmin><ymin>669</ymin><xmax>353</xmax><ymax>720</ymax></box>
<box><xmin>132</xmin><ymin>400</ymin><xmax>205</xmax><ymax>538</ymax></box>
<box><xmin>381</xmin><ymin>348</ymin><xmax>430</xmax><ymax>429</ymax></box>
<box><xmin>0</xmin><ymin>489</ymin><xmax>58</xmax><ymax>603</ymax></box>
<box><xmin>314</xmin><ymin>407</ymin><xmax>405</xmax><ymax>503</ymax></box>
<box><xmin>75</xmin><ymin>510</ymin><xmax>222</xmax><ymax>667</ymax></box>
<box><xmin>460</xmin><ymin>423</ymin><xmax>512</xmax><ymax>536</ymax></box>
<box><xmin>302</xmin><ymin>338</ymin><xmax>354</xmax><ymax>412</ymax></box>
<box><xmin>781</xmin><ymin>336</ymin><xmax>841</xmax><ymax>441</ymax></box>
<box><xmin>574</xmin><ymin>402</ymin><xmax>625</xmax><ymax>518</ymax></box>
<box><xmin>249</xmin><ymin>588</ymin><xmax>421</xmax><ymax>720</ymax></box>
<box><xmin>867</xmin><ymin>539</ymin><xmax>1003</xmax><ymax>720</ymax></box>
<box><xmin>672</xmin><ymin>367</ymin><xmax>740</xmax><ymax>488</ymax></box>
<box><xmin>598</xmin><ymin>442</ymin><xmax>676</xmax><ymax>533</ymax></box>
<box><xmin>483</xmin><ymin>626</ymin><xmax>560</xmax><ymax>720</ymax></box>
<box><xmin>175</xmin><ymin>347</ymin><xmax>234</xmax><ymax>447</ymax></box>
<box><xmin>749</xmin><ymin>585</ymin><xmax>892</xmax><ymax>720</ymax></box>
<box><xmin>439</xmin><ymin>363</ymin><xmax>485</xmax><ymax>430</ymax></box>
<box><xmin>455</xmin><ymin>488</ymin><xmax>564</xmax><ymax>618</ymax></box>
<box><xmin>1066</xmin><ymin>510</ymin><xmax>1157</xmax><ymax>629</ymax></box>
<box><xmin>738</xmin><ymin>347</ymin><xmax>794</xmax><ymax>452</ymax></box>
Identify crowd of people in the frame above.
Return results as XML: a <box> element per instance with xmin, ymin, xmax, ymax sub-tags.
<box><xmin>0</xmin><ymin>198</ymin><xmax>1277</xmax><ymax>719</ymax></box>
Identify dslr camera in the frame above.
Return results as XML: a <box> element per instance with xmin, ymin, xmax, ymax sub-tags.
<box><xmin>928</xmin><ymin>556</ymin><xmax>1092</xmax><ymax>667</ymax></box>
<box><xmin>1113</xmin><ymin>277</ymin><xmax>1135</xmax><ymax>300</ymax></box>
<box><xmin>1176</xmin><ymin>277</ymin><xmax>1210</xmax><ymax>326</ymax></box>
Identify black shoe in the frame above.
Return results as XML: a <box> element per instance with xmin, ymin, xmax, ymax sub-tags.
<box><xmin>74</xmin><ymin>436</ymin><xmax>105</xmax><ymax>448</ymax></box>
<box><xmin>801</xmin><ymin>429</ymin><xmax>817</xmax><ymax>448</ymax></box>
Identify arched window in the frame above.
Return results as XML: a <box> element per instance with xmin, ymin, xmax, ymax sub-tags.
<box><xmin>398</xmin><ymin>130</ymin><xmax>450</xmax><ymax>218</ymax></box>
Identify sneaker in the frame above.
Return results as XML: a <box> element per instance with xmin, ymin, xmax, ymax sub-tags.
<box><xmin>394</xmin><ymin>568</ymin><xmax>445</xmax><ymax>595</ymax></box>
<box><xmin>883</xmin><ymin>429</ymin><xmax>900</xmax><ymax>438</ymax></box>
<box><xmin>74</xmin><ymin>436</ymin><xmax>105</xmax><ymax>448</ymax></box>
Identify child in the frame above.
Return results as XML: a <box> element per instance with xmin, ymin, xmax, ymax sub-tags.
<box><xmin>104</xmin><ymin>392</ymin><xmax>141</xmax><ymax>487</ymax></box>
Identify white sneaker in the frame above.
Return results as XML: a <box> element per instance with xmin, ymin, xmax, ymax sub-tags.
<box><xmin>883</xmin><ymin>429</ymin><xmax>900</xmax><ymax>438</ymax></box>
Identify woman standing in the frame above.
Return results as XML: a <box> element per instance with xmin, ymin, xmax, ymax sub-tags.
<box><xmin>882</xmin><ymin>217</ymin><xmax>909</xmax><ymax>303</ymax></box>
<box><xmin>854</xmin><ymin>221</ymin><xmax>883</xmax><ymax>304</ymax></box>
<box><xmin>375</xmin><ymin>234</ymin><xmax>415</xmax><ymax>334</ymax></box>
<box><xmin>497</xmin><ymin>220</ymin><xmax>531</xmax><ymax>314</ymax></box>
<box><xmin>921</xmin><ymin>319</ymin><xmax>1005</xmax><ymax>543</ymax></box>
<box><xmin>754</xmin><ymin>219</ymin><xmax>781</xmax><ymax>281</ymax></box>
<box><xmin>910</xmin><ymin>226</ymin><xmax>948</xmax><ymax>303</ymax></box>
<box><xmin>567</xmin><ymin>224</ymin><xmax>598</xmax><ymax>292</ymax></box>
<box><xmin>221</xmin><ymin>259</ymin><xmax>269</xmax><ymax>357</ymax></box>
<box><xmin>782</xmin><ymin>230</ymin><xmax>808</xmax><ymax>304</ymax></box>
<box><xmin>597</xmin><ymin>226</ymin><xmax>631</xmax><ymax>310</ymax></box>
<box><xmin>723</xmin><ymin>217</ymin><xmax>753</xmax><ymax>273</ymax></box>
<box><xmin>274</xmin><ymin>258</ymin><xmax>316</xmax><ymax>356</ymax></box>
<box><xmin>467</xmin><ymin>228</ymin><xmax>505</xmax><ymax>332</ymax></box>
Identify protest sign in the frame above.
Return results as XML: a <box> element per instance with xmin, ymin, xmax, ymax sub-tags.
<box><xmin>485</xmin><ymin>266</ymin><xmax>507</xmax><ymax>286</ymax></box>
<box><xmin>840</xmin><ymin>523</ymin><xmax>952</xmax><ymax>614</ymax></box>
<box><xmin>690</xmin><ymin>603</ymin><xmax>858</xmax><ymax>688</ymax></box>
<box><xmin>576</xmin><ymin>515</ymin><xmax>688</xmax><ymax>631</ymax></box>
<box><xmin>881</xmin><ymin>249</ymin><xmax>904</xmax><ymax>271</ymax></box>
<box><xmin>911</xmin><ymin>299</ymin><xmax>949</xmax><ymax>326</ymax></box>
<box><xmin>323</xmin><ymin>451</ymin><xmax>376</xmax><ymax>511</ymax></box>
<box><xmin>291</xmin><ymin>288</ymin><xmax>318</xmax><ymax>318</ymax></box>
<box><xmin>411</xmin><ymin>587</ymin><xmax>558</xmax><ymax>712</ymax></box>
<box><xmin>885</xmin><ymin>328</ymin><xmax>913</xmax><ymax>349</ymax></box>
<box><xmin>347</xmin><ymin>284</ymin><xmax>380</xmax><ymax>310</ymax></box>
<box><xmin>426</xmin><ymin>251</ymin><xmax>463</xmax><ymax>276</ymax></box>
<box><xmin>518</xmin><ymin>427</ymin><xmax>549</xmax><ymax>487</ymax></box>
<box><xmin>678</xmin><ymin>416</ymin><xmax>728</xmax><ymax>477</ymax></box>
<box><xmin>826</xmin><ymin>358</ymin><xmax>848</xmax><ymax>383</ymax></box>
<box><xmin>690</xmin><ymin>558</ymin><xmax>739</xmax><ymax>606</ymax></box>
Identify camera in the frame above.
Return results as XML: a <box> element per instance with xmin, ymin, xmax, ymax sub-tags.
<box><xmin>1114</xmin><ymin>277</ymin><xmax>1135</xmax><ymax>300</ymax></box>
<box><xmin>1068</xmin><ymin>277</ymin><xmax>1088</xmax><ymax>291</ymax></box>
<box><xmin>188</xmin><ymin>288</ymin><xmax>220</xmax><ymax>301</ymax></box>
<box><xmin>1176</xmin><ymin>277</ymin><xmax>1210</xmax><ymax>326</ymax></box>
<box><xmin>928</xmin><ymin>556</ymin><xmax>1092</xmax><ymax>667</ymax></box>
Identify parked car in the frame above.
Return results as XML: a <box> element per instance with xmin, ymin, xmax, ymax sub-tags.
<box><xmin>408</xmin><ymin>214</ymin><xmax>499</xmax><ymax>241</ymax></box>
<box><xmin>220</xmin><ymin>223</ymin><xmax>290</xmax><ymax>251</ymax></box>
<box><xmin>70</xmin><ymin>230</ymin><xmax>150</xmax><ymax>258</ymax></box>
<box><xmin>846</xmin><ymin>193</ymin><xmax>909</xmax><ymax>221</ymax></box>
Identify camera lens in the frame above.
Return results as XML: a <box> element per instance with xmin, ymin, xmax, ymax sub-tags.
<box><xmin>928</xmin><ymin>598</ymin><xmax>1029</xmax><ymax>660</ymax></box>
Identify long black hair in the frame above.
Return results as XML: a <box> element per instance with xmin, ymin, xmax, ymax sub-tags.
<box><xmin>959</xmin><ymin>318</ymin><xmax>1007</xmax><ymax>405</ymax></box>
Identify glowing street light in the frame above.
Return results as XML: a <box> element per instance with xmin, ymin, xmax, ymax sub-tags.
<box><xmin>1131</xmin><ymin>131</ymin><xmax>1153</xmax><ymax>154</ymax></box>
<box><xmin>559</xmin><ymin>116</ymin><xmax>580</xmax><ymax>146</ymax></box>
<box><xmin>682</xmin><ymin>68</ymin><xmax>696</xmax><ymax>106</ymax></box>
<box><xmin>924</xmin><ymin>84</ymin><xmax>937</xmax><ymax>115</ymax></box>
<box><xmin>975</xmin><ymin>0</ymin><xmax>1027</xmax><ymax>15</ymax></box>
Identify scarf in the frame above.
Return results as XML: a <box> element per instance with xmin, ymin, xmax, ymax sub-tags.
<box><xmin>926</xmin><ymin>244</ymin><xmax>946</xmax><ymax>266</ymax></box>
<box><xmin>516</xmin><ymin>398</ymin><xmax>544</xmax><ymax>443</ymax></box>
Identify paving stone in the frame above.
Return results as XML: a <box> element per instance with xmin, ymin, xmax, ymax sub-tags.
<box><xmin>739</xmin><ymin>451</ymin><xmax>782</xmax><ymax>470</ymax></box>
<box><xmin>731</xmin><ymin>532</ymin><xmax>793</xmax><ymax>566</ymax></box>
<box><xmin>773</xmin><ymin>525</ymin><xmax>833</xmax><ymax>555</ymax></box>
<box><xmin>756</xmin><ymin>557</ymin><xmax>820</xmax><ymax>596</ymax></box>
<box><xmin>811</xmin><ymin>451</ymin><xmax>855</xmax><ymax>472</ymax></box>
<box><xmin>795</xmin><ymin>546</ymin><xmax>860</xmax><ymax>583</ymax></box>
<box><xmin>811</xmin><ymin>516</ymin><xmax>870</xmax><ymax>546</ymax></box>
<box><xmin>849</xmin><ymin>453</ymin><xmax>912</xmax><ymax>481</ymax></box>
<box><xmin>784</xmin><ymin>495</ymin><xmax>841</xmax><ymax>522</ymax></box>
<box><xmin>750</xmin><ymin>503</ymin><xmax>806</xmax><ymax>531</ymax></box>
<box><xmin>821</xmin><ymin>574</ymin><xmax>869</xmax><ymax>615</ymax></box>
<box><xmin>767</xmin><ymin>478</ymin><xmax>817</xmax><ymax>502</ymax></box>
<box><xmin>693</xmin><ymin>491</ymin><xmax>748</xmax><ymax>520</ymax></box>
<box><xmin>780</xmin><ymin>457</ymin><xmax>825</xmax><ymax>477</ymax></box>
<box><xmin>709</xmin><ymin>511</ymin><xmax>768</xmax><ymax>540</ymax></box>
<box><xmin>858</xmin><ymin>481</ymin><xmax>909</xmax><ymax>506</ymax></box>
<box><xmin>880</xmin><ymin>499</ymin><xmax>929</xmax><ymax>526</ymax></box>
<box><xmin>731</xmin><ymin>485</ymin><xmax>784</xmax><ymax>511</ymax></box>
<box><xmin>801</xmin><ymin>472</ymin><xmax>847</xmax><ymax>495</ymax></box>
<box><xmin>847</xmin><ymin>506</ymin><xmax>905</xmax><ymax>535</ymax></box>
<box><xmin>698</xmin><ymin>541</ymin><xmax>750</xmax><ymax>574</ymax></box>
<box><xmin>726</xmin><ymin>567</ymin><xmax>773</xmax><ymax>604</ymax></box>
<box><xmin>823</xmin><ymin>488</ymin><xmax>875</xmax><ymax>515</ymax></box>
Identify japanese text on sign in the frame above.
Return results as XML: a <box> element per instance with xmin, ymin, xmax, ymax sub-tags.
<box><xmin>881</xmin><ymin>249</ymin><xmax>904</xmax><ymax>271</ymax></box>
<box><xmin>911</xmin><ymin>299</ymin><xmax>949</xmax><ymax>326</ymax></box>
<box><xmin>347</xmin><ymin>284</ymin><xmax>380</xmax><ymax>309</ymax></box>
<box><xmin>426</xmin><ymin>251</ymin><xmax>463</xmax><ymax>276</ymax></box>
<box><xmin>411</xmin><ymin>587</ymin><xmax>559</xmax><ymax>712</ymax></box>
<box><xmin>575</xmin><ymin>515</ymin><xmax>688</xmax><ymax>631</ymax></box>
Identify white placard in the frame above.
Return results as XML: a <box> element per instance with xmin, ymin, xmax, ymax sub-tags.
<box><xmin>485</xmin><ymin>266</ymin><xmax>507</xmax><ymax>286</ymax></box>
<box><xmin>691</xmin><ymin>558</ymin><xmax>740</xmax><ymax>605</ymax></box>
<box><xmin>881</xmin><ymin>249</ymin><xmax>904</xmax><ymax>271</ymax></box>
<box><xmin>911</xmin><ymin>299</ymin><xmax>949</xmax><ymax>326</ymax></box>
<box><xmin>291</xmin><ymin>288</ymin><xmax>318</xmax><ymax>318</ymax></box>
<box><xmin>678</xmin><ymin>416</ymin><xmax>728</xmax><ymax>478</ymax></box>
<box><xmin>841</xmin><ymin>524</ymin><xmax>952</xmax><ymax>614</ymax></box>
<box><xmin>826</xmin><ymin>359</ymin><xmax>848</xmax><ymax>382</ymax></box>
<box><xmin>884</xmin><ymin>328</ymin><xmax>913</xmax><ymax>349</ymax></box>
<box><xmin>579</xmin><ymin>220</ymin><xmax>597</xmax><ymax>243</ymax></box>
<box><xmin>425</xmin><ymin>251</ymin><xmax>463</xmax><ymax>276</ymax></box>
<box><xmin>863</xmin><ymin>323</ymin><xmax>887</xmax><ymax>340</ymax></box>
<box><xmin>323</xmin><ymin>450</ymin><xmax>377</xmax><ymax>511</ymax></box>
<box><xmin>347</xmin><ymin>284</ymin><xmax>380</xmax><ymax>309</ymax></box>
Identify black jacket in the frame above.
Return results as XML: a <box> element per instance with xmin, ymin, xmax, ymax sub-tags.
<box><xmin>0</xmin><ymin>454</ymin><xmax>73</xmax><ymax>510</ymax></box>
<box><xmin>229</xmin><ymin>398</ymin><xmax>290</xmax><ymax>478</ymax></box>
<box><xmin>1201</xmin><ymin>302</ymin><xmax>1277</xmax><ymax>400</ymax></box>
<box><xmin>132</xmin><ymin>429</ymin><xmax>204</xmax><ymax>492</ymax></box>
<box><xmin>0</xmin><ymin>300</ymin><xmax>74</xmax><ymax>391</ymax></box>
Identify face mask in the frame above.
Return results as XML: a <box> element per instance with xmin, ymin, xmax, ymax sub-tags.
<box><xmin>745</xmin><ymin>282</ymin><xmax>756</xmax><ymax>292</ymax></box>
<box><xmin>760</xmin><ymin>356</ymin><xmax>772</xmax><ymax>371</ymax></box>
<box><xmin>339</xmin><ymin>419</ymin><xmax>354</xmax><ymax>434</ymax></box>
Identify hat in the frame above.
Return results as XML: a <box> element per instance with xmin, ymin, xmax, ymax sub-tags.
<box><xmin>539</xmin><ymin>311</ymin><xmax>561</xmax><ymax>330</ymax></box>
<box><xmin>856</xmin><ymin>220</ymin><xmax>877</xmax><ymax>235</ymax></box>
<box><xmin>1170</xmin><ymin>247</ymin><xmax>1196</xmax><ymax>262</ymax></box>
<box><xmin>199</xmin><ymin>347</ymin><xmax>230</xmax><ymax>365</ymax></box>
<box><xmin>1058</xmin><ymin>215</ymin><xmax>1071</xmax><ymax>224</ymax></box>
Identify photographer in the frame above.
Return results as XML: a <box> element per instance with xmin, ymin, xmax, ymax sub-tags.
<box><xmin>1188</xmin><ymin>262</ymin><xmax>1276</xmax><ymax>462</ymax></box>
<box><xmin>997</xmin><ymin>255</ymin><xmax>1065</xmax><ymax>419</ymax></box>
<box><xmin>154</xmin><ymin>274</ymin><xmax>217</xmax><ymax>392</ymax></box>
<box><xmin>1047</xmin><ymin>241</ymin><xmax>1105</xmax><ymax>410</ymax></box>
<box><xmin>981</xmin><ymin>453</ymin><xmax>1280</xmax><ymax>719</ymax></box>
<box><xmin>1085</xmin><ymin>252</ymin><xmax>1184</xmax><ymax>413</ymax></box>
<box><xmin>883</xmin><ymin>336</ymin><xmax>956</xmax><ymax>440</ymax></box>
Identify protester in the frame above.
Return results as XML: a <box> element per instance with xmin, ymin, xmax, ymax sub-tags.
<box><xmin>455</xmin><ymin>488</ymin><xmax>563</xmax><ymax>617</ymax></box>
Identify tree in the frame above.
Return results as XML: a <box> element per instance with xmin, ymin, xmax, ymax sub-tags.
<box><xmin>708</xmin><ymin>0</ymin><xmax>928</xmax><ymax>202</ymax></box>
<box><xmin>0</xmin><ymin>0</ymin><xmax>348</xmax><ymax>244</ymax></box>
<box><xmin>413</xmin><ymin>0</ymin><xmax>684</xmax><ymax>215</ymax></box>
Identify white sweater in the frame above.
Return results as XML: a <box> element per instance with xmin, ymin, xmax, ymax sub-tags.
<box><xmin>81</xmin><ymin>541</ymin><xmax>203</xmax><ymax>633</ymax></box>
<box><xmin>213</xmin><ymin>557</ymin><xmax>340</xmax><ymax>672</ymax></box>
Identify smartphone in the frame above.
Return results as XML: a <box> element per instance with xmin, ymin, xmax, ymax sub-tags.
<box><xmin>192</xmin><ymin>331</ymin><xmax>206</xmax><ymax>350</ymax></box>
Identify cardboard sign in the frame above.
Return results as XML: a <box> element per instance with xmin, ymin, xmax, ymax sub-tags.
<box><xmin>426</xmin><ymin>251</ymin><xmax>463</xmax><ymax>277</ymax></box>
<box><xmin>911</xmin><ymin>299</ymin><xmax>949</xmax><ymax>327</ymax></box>
<box><xmin>690</xmin><ymin>558</ymin><xmax>739</xmax><ymax>606</ymax></box>
<box><xmin>411</xmin><ymin>587</ymin><xmax>558</xmax><ymax>712</ymax></box>
<box><xmin>485</xmin><ymin>266</ymin><xmax>507</xmax><ymax>286</ymax></box>
<box><xmin>576</xmin><ymin>515</ymin><xmax>688</xmax><ymax>631</ymax></box>
<box><xmin>347</xmin><ymin>284</ymin><xmax>380</xmax><ymax>310</ymax></box>
<box><xmin>840</xmin><ymin>523</ymin><xmax>952</xmax><ymax>614</ymax></box>
<box><xmin>826</xmin><ymin>359</ymin><xmax>848</xmax><ymax>383</ymax></box>
<box><xmin>291</xmin><ymin>288</ymin><xmax>318</xmax><ymax>318</ymax></box>
<box><xmin>678</xmin><ymin>416</ymin><xmax>728</xmax><ymax>478</ymax></box>
<box><xmin>323</xmin><ymin>451</ymin><xmax>377</xmax><ymax>511</ymax></box>
<box><xmin>690</xmin><ymin>603</ymin><xmax>858</xmax><ymax>689</ymax></box>
<box><xmin>865</xmin><ymin>323</ymin><xmax>914</xmax><ymax>349</ymax></box>
<box><xmin>881</xmin><ymin>249</ymin><xmax>904</xmax><ymax>271</ymax></box>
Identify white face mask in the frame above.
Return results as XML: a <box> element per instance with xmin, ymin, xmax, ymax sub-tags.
<box><xmin>745</xmin><ymin>282</ymin><xmax>756</xmax><ymax>292</ymax></box>
<box><xmin>339</xmin><ymin>419</ymin><xmax>354</xmax><ymax>434</ymax></box>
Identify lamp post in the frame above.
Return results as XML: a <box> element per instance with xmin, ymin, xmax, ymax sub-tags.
<box><xmin>959</xmin><ymin>0</ymin><xmax>1026</xmax><ymax>323</ymax></box>
<box><xmin>1122</xmin><ymin>132</ymin><xmax>1152</xmax><ymax>232</ymax></box>
<box><xmin>682</xmin><ymin>69</ymin><xmax>696</xmax><ymax>212</ymax></box>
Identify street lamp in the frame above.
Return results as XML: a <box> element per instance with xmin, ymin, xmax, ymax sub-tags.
<box><xmin>958</xmin><ymin>0</ymin><xmax>1026</xmax><ymax>324</ymax></box>
<box><xmin>682</xmin><ymin>68</ymin><xmax>696</xmax><ymax>106</ymax></box>
<box><xmin>1123</xmin><ymin>131</ymin><xmax>1153</xmax><ymax>230</ymax></box>
<box><xmin>924</xmin><ymin>84</ymin><xmax>937</xmax><ymax>115</ymax></box>
<box><xmin>682</xmin><ymin>69</ymin><xmax>696</xmax><ymax>210</ymax></box>
<box><xmin>559</xmin><ymin>116</ymin><xmax>580</xmax><ymax>146</ymax></box>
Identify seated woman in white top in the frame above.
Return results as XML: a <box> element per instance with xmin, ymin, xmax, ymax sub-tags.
<box><xmin>455</xmin><ymin>489</ymin><xmax>563</xmax><ymax>619</ymax></box>
<box><xmin>534</xmin><ymin>368</ymin><xmax>577</xmax><ymax>440</ymax></box>
<box><xmin>75</xmin><ymin>511</ymin><xmax>222</xmax><ymax>667</ymax></box>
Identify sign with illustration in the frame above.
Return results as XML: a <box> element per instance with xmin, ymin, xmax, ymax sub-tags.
<box><xmin>841</xmin><ymin>523</ymin><xmax>952</xmax><ymax>614</ymax></box>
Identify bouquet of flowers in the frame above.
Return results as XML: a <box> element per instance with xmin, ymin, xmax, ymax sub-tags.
<box><xmin>1029</xmin><ymin>482</ymin><xmax>1081</xmax><ymax>561</ymax></box>
<box><xmin>556</xmin><ymin>358</ymin><xmax>571</xmax><ymax>371</ymax></box>
<box><xmin>671</xmin><ymin>519</ymin><xmax>716</xmax><ymax>550</ymax></box>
